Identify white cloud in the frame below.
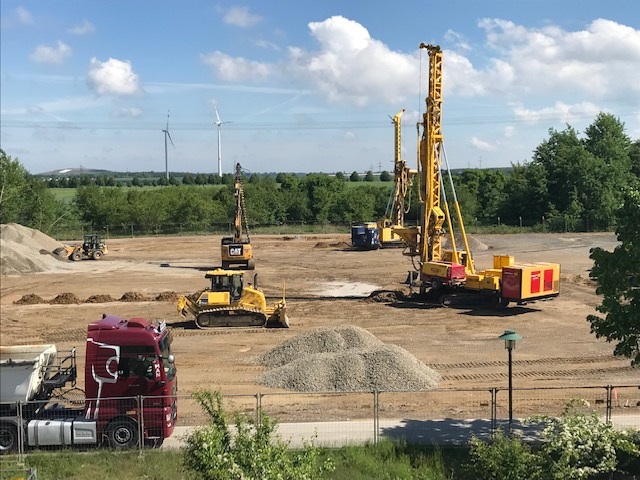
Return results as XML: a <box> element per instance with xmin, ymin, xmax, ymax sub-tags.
<box><xmin>512</xmin><ymin>101</ymin><xmax>601</xmax><ymax>124</ymax></box>
<box><xmin>222</xmin><ymin>6</ymin><xmax>261</xmax><ymax>28</ymax></box>
<box><xmin>503</xmin><ymin>126</ymin><xmax>515</xmax><ymax>138</ymax></box>
<box><xmin>16</xmin><ymin>6</ymin><xmax>33</xmax><ymax>24</ymax></box>
<box><xmin>111</xmin><ymin>107</ymin><xmax>143</xmax><ymax>118</ymax></box>
<box><xmin>29</xmin><ymin>41</ymin><xmax>72</xmax><ymax>64</ymax></box>
<box><xmin>1</xmin><ymin>6</ymin><xmax>33</xmax><ymax>27</ymax></box>
<box><xmin>476</xmin><ymin>18</ymin><xmax>640</xmax><ymax>100</ymax></box>
<box><xmin>470</xmin><ymin>137</ymin><xmax>496</xmax><ymax>151</ymax></box>
<box><xmin>444</xmin><ymin>29</ymin><xmax>471</xmax><ymax>51</ymax></box>
<box><xmin>286</xmin><ymin>16</ymin><xmax>417</xmax><ymax>106</ymax></box>
<box><xmin>255</xmin><ymin>39</ymin><xmax>280</xmax><ymax>51</ymax></box>
<box><xmin>87</xmin><ymin>58</ymin><xmax>141</xmax><ymax>95</ymax></box>
<box><xmin>68</xmin><ymin>20</ymin><xmax>95</xmax><ymax>35</ymax></box>
<box><xmin>204</xmin><ymin>15</ymin><xmax>640</xmax><ymax>114</ymax></box>
<box><xmin>201</xmin><ymin>51</ymin><xmax>270</xmax><ymax>82</ymax></box>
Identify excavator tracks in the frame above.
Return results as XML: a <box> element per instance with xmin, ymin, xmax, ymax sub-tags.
<box><xmin>195</xmin><ymin>306</ymin><xmax>268</xmax><ymax>329</ymax></box>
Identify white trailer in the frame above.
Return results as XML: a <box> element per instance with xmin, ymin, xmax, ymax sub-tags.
<box><xmin>1</xmin><ymin>344</ymin><xmax>78</xmax><ymax>453</ymax></box>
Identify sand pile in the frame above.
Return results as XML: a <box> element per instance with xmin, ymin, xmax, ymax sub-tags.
<box><xmin>256</xmin><ymin>325</ymin><xmax>441</xmax><ymax>392</ymax></box>
<box><xmin>1</xmin><ymin>223</ymin><xmax>67</xmax><ymax>275</ymax></box>
<box><xmin>441</xmin><ymin>234</ymin><xmax>489</xmax><ymax>252</ymax></box>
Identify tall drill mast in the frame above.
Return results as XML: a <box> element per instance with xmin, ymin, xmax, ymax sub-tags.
<box><xmin>418</xmin><ymin>43</ymin><xmax>445</xmax><ymax>265</ymax></box>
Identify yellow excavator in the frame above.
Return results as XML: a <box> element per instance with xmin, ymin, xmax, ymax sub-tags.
<box><xmin>221</xmin><ymin>163</ymin><xmax>255</xmax><ymax>270</ymax></box>
<box><xmin>176</xmin><ymin>269</ymin><xmax>288</xmax><ymax>328</ymax></box>
<box><xmin>394</xmin><ymin>44</ymin><xmax>560</xmax><ymax>306</ymax></box>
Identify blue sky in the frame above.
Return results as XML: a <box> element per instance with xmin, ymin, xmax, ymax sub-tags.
<box><xmin>1</xmin><ymin>1</ymin><xmax>639</xmax><ymax>175</ymax></box>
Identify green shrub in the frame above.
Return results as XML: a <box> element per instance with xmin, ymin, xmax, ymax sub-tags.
<box><xmin>182</xmin><ymin>389</ymin><xmax>333</xmax><ymax>480</ymax></box>
<box><xmin>468</xmin><ymin>431</ymin><xmax>542</xmax><ymax>480</ymax></box>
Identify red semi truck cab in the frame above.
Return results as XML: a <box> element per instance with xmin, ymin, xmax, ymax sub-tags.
<box><xmin>84</xmin><ymin>314</ymin><xmax>178</xmax><ymax>448</ymax></box>
<box><xmin>0</xmin><ymin>314</ymin><xmax>177</xmax><ymax>452</ymax></box>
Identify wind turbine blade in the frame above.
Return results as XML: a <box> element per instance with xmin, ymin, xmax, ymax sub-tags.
<box><xmin>167</xmin><ymin>130</ymin><xmax>175</xmax><ymax>148</ymax></box>
<box><xmin>215</xmin><ymin>106</ymin><xmax>221</xmax><ymax>124</ymax></box>
<box><xmin>166</xmin><ymin>111</ymin><xmax>170</xmax><ymax>131</ymax></box>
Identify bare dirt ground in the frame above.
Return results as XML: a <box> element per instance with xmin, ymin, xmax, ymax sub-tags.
<box><xmin>2</xmin><ymin>232</ymin><xmax>639</xmax><ymax>421</ymax></box>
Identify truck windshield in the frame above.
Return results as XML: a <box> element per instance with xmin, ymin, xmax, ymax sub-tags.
<box><xmin>159</xmin><ymin>335</ymin><xmax>176</xmax><ymax>381</ymax></box>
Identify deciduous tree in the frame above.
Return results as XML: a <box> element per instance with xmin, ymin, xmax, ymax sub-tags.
<box><xmin>588</xmin><ymin>188</ymin><xmax>640</xmax><ymax>364</ymax></box>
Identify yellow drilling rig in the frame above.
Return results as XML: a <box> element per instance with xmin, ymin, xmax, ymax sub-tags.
<box><xmin>394</xmin><ymin>44</ymin><xmax>560</xmax><ymax>306</ymax></box>
<box><xmin>378</xmin><ymin>109</ymin><xmax>417</xmax><ymax>248</ymax></box>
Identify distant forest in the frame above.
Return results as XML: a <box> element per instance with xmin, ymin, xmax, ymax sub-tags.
<box><xmin>2</xmin><ymin>112</ymin><xmax>639</xmax><ymax>237</ymax></box>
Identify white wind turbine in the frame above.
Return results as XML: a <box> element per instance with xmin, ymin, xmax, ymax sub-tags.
<box><xmin>214</xmin><ymin>106</ymin><xmax>231</xmax><ymax>177</ymax></box>
<box><xmin>162</xmin><ymin>111</ymin><xmax>175</xmax><ymax>180</ymax></box>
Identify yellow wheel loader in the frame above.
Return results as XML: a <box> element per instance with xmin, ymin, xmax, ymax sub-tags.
<box><xmin>53</xmin><ymin>234</ymin><xmax>108</xmax><ymax>261</ymax></box>
<box><xmin>177</xmin><ymin>269</ymin><xmax>288</xmax><ymax>329</ymax></box>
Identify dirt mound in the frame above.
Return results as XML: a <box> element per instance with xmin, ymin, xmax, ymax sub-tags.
<box><xmin>119</xmin><ymin>291</ymin><xmax>149</xmax><ymax>302</ymax></box>
<box><xmin>14</xmin><ymin>294</ymin><xmax>46</xmax><ymax>305</ymax></box>
<box><xmin>1</xmin><ymin>224</ymin><xmax>67</xmax><ymax>275</ymax></box>
<box><xmin>49</xmin><ymin>292</ymin><xmax>80</xmax><ymax>304</ymax></box>
<box><xmin>257</xmin><ymin>326</ymin><xmax>441</xmax><ymax>392</ymax></box>
<box><xmin>313</xmin><ymin>241</ymin><xmax>349</xmax><ymax>249</ymax></box>
<box><xmin>155</xmin><ymin>291</ymin><xmax>179</xmax><ymax>302</ymax></box>
<box><xmin>85</xmin><ymin>294</ymin><xmax>116</xmax><ymax>303</ymax></box>
<box><xmin>367</xmin><ymin>290</ymin><xmax>403</xmax><ymax>303</ymax></box>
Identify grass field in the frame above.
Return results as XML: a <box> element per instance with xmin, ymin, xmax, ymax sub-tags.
<box><xmin>0</xmin><ymin>443</ymin><xmax>468</xmax><ymax>480</ymax></box>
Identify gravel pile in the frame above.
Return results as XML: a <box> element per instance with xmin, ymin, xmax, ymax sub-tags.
<box><xmin>257</xmin><ymin>325</ymin><xmax>382</xmax><ymax>368</ymax></box>
<box><xmin>1</xmin><ymin>224</ymin><xmax>67</xmax><ymax>275</ymax></box>
<box><xmin>256</xmin><ymin>326</ymin><xmax>441</xmax><ymax>392</ymax></box>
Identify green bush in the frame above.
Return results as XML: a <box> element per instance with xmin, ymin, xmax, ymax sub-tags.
<box><xmin>182</xmin><ymin>389</ymin><xmax>333</xmax><ymax>480</ymax></box>
<box><xmin>468</xmin><ymin>431</ymin><xmax>542</xmax><ymax>480</ymax></box>
<box><xmin>468</xmin><ymin>399</ymin><xmax>640</xmax><ymax>480</ymax></box>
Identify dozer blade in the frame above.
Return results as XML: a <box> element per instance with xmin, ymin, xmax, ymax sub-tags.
<box><xmin>266</xmin><ymin>310</ymin><xmax>289</xmax><ymax>328</ymax></box>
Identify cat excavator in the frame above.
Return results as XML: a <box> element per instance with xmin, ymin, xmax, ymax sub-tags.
<box><xmin>393</xmin><ymin>44</ymin><xmax>560</xmax><ymax>306</ymax></box>
<box><xmin>220</xmin><ymin>163</ymin><xmax>255</xmax><ymax>269</ymax></box>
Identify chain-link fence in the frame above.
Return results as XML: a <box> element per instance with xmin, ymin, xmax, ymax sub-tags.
<box><xmin>2</xmin><ymin>384</ymin><xmax>638</xmax><ymax>462</ymax></box>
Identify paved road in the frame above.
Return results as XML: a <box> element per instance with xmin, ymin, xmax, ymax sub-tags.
<box><xmin>163</xmin><ymin>417</ymin><xmax>545</xmax><ymax>450</ymax></box>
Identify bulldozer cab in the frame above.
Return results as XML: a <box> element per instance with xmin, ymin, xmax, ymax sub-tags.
<box><xmin>207</xmin><ymin>271</ymin><xmax>243</xmax><ymax>302</ymax></box>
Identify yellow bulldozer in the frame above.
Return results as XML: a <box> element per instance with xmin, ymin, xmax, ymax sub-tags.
<box><xmin>54</xmin><ymin>234</ymin><xmax>108</xmax><ymax>261</ymax></box>
<box><xmin>176</xmin><ymin>269</ymin><xmax>289</xmax><ymax>329</ymax></box>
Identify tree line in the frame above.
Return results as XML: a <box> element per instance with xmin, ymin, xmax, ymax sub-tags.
<box><xmin>1</xmin><ymin>113</ymin><xmax>638</xmax><ymax>236</ymax></box>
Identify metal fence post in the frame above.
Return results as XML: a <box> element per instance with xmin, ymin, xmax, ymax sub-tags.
<box><xmin>373</xmin><ymin>390</ymin><xmax>379</xmax><ymax>445</ymax></box>
<box><xmin>606</xmin><ymin>385</ymin><xmax>613</xmax><ymax>423</ymax></box>
<box><xmin>18</xmin><ymin>400</ymin><xmax>25</xmax><ymax>463</ymax></box>
<box><xmin>491</xmin><ymin>388</ymin><xmax>498</xmax><ymax>434</ymax></box>
<box><xmin>255</xmin><ymin>392</ymin><xmax>262</xmax><ymax>426</ymax></box>
<box><xmin>138</xmin><ymin>395</ymin><xmax>144</xmax><ymax>456</ymax></box>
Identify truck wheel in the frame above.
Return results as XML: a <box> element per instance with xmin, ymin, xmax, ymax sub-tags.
<box><xmin>106</xmin><ymin>419</ymin><xmax>139</xmax><ymax>449</ymax></box>
<box><xmin>91</xmin><ymin>250</ymin><xmax>103</xmax><ymax>260</ymax></box>
<box><xmin>71</xmin><ymin>251</ymin><xmax>82</xmax><ymax>261</ymax></box>
<box><xmin>0</xmin><ymin>423</ymin><xmax>18</xmax><ymax>454</ymax></box>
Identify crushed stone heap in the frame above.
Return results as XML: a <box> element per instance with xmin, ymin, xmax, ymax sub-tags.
<box><xmin>256</xmin><ymin>325</ymin><xmax>441</xmax><ymax>393</ymax></box>
<box><xmin>0</xmin><ymin>223</ymin><xmax>66</xmax><ymax>275</ymax></box>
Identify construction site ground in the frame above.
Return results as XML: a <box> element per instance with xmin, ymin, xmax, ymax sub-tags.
<box><xmin>2</xmin><ymin>231</ymin><xmax>639</xmax><ymax>422</ymax></box>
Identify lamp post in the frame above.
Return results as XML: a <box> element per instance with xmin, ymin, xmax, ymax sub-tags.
<box><xmin>499</xmin><ymin>329</ymin><xmax>521</xmax><ymax>432</ymax></box>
